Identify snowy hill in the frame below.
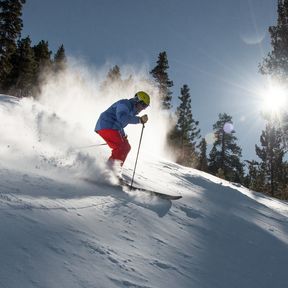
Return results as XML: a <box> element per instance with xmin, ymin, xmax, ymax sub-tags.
<box><xmin>1</xmin><ymin>94</ymin><xmax>288</xmax><ymax>288</ymax></box>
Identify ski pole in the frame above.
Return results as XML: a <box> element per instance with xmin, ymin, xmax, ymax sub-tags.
<box><xmin>130</xmin><ymin>124</ymin><xmax>145</xmax><ymax>189</ymax></box>
<box><xmin>67</xmin><ymin>143</ymin><xmax>108</xmax><ymax>155</ymax></box>
<box><xmin>74</xmin><ymin>143</ymin><xmax>107</xmax><ymax>150</ymax></box>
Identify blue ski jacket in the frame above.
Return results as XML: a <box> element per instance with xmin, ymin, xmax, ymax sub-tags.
<box><xmin>95</xmin><ymin>98</ymin><xmax>140</xmax><ymax>136</ymax></box>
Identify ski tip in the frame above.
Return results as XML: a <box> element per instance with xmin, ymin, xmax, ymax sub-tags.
<box><xmin>163</xmin><ymin>195</ymin><xmax>182</xmax><ymax>200</ymax></box>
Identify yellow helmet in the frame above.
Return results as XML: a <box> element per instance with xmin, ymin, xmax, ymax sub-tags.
<box><xmin>135</xmin><ymin>91</ymin><xmax>150</xmax><ymax>106</ymax></box>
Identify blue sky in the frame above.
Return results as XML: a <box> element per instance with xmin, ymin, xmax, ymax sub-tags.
<box><xmin>22</xmin><ymin>0</ymin><xmax>277</xmax><ymax>160</ymax></box>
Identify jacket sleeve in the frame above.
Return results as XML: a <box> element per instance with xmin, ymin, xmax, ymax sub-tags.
<box><xmin>116</xmin><ymin>103</ymin><xmax>140</xmax><ymax>126</ymax></box>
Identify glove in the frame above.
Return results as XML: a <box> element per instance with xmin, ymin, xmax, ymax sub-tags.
<box><xmin>140</xmin><ymin>114</ymin><xmax>148</xmax><ymax>124</ymax></box>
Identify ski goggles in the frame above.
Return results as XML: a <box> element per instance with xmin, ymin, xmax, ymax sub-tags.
<box><xmin>138</xmin><ymin>101</ymin><xmax>149</xmax><ymax>109</ymax></box>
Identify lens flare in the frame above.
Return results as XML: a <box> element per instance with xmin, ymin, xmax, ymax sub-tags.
<box><xmin>223</xmin><ymin>122</ymin><xmax>234</xmax><ymax>134</ymax></box>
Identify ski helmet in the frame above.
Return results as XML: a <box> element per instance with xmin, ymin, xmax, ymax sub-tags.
<box><xmin>135</xmin><ymin>91</ymin><xmax>150</xmax><ymax>106</ymax></box>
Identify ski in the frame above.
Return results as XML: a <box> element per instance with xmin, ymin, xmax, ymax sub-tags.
<box><xmin>83</xmin><ymin>177</ymin><xmax>182</xmax><ymax>200</ymax></box>
<box><xmin>127</xmin><ymin>185</ymin><xmax>182</xmax><ymax>200</ymax></box>
<box><xmin>119</xmin><ymin>178</ymin><xmax>182</xmax><ymax>200</ymax></box>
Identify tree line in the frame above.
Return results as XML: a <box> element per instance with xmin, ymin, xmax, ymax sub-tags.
<box><xmin>1</xmin><ymin>0</ymin><xmax>288</xmax><ymax>200</ymax></box>
<box><xmin>150</xmin><ymin>52</ymin><xmax>245</xmax><ymax>184</ymax></box>
<box><xmin>0</xmin><ymin>0</ymin><xmax>66</xmax><ymax>98</ymax></box>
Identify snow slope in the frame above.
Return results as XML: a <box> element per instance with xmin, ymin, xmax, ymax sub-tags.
<box><xmin>1</xmin><ymin>95</ymin><xmax>288</xmax><ymax>288</ymax></box>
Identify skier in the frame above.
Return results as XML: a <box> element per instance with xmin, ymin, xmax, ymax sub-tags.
<box><xmin>95</xmin><ymin>91</ymin><xmax>150</xmax><ymax>169</ymax></box>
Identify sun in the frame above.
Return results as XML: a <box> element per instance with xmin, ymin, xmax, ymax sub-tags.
<box><xmin>262</xmin><ymin>84</ymin><xmax>287</xmax><ymax>113</ymax></box>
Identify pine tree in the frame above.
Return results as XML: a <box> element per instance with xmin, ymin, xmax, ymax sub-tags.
<box><xmin>107</xmin><ymin>65</ymin><xmax>121</xmax><ymax>82</ymax></box>
<box><xmin>4</xmin><ymin>36</ymin><xmax>36</xmax><ymax>97</ymax></box>
<box><xmin>172</xmin><ymin>84</ymin><xmax>201</xmax><ymax>166</ymax></box>
<box><xmin>33</xmin><ymin>40</ymin><xmax>52</xmax><ymax>71</ymax></box>
<box><xmin>208</xmin><ymin>113</ymin><xmax>244</xmax><ymax>183</ymax></box>
<box><xmin>208</xmin><ymin>145</ymin><xmax>218</xmax><ymax>175</ymax></box>
<box><xmin>100</xmin><ymin>65</ymin><xmax>123</xmax><ymax>92</ymax></box>
<box><xmin>150</xmin><ymin>51</ymin><xmax>173</xmax><ymax>109</ymax></box>
<box><xmin>255</xmin><ymin>122</ymin><xmax>286</xmax><ymax>197</ymax></box>
<box><xmin>260</xmin><ymin>0</ymin><xmax>288</xmax><ymax>81</ymax></box>
<box><xmin>0</xmin><ymin>0</ymin><xmax>26</xmax><ymax>90</ymax></box>
<box><xmin>259</xmin><ymin>0</ymin><xmax>288</xmax><ymax>149</ymax></box>
<box><xmin>244</xmin><ymin>160</ymin><xmax>265</xmax><ymax>192</ymax></box>
<box><xmin>197</xmin><ymin>138</ymin><xmax>208</xmax><ymax>172</ymax></box>
<box><xmin>54</xmin><ymin>44</ymin><xmax>66</xmax><ymax>72</ymax></box>
<box><xmin>32</xmin><ymin>40</ymin><xmax>52</xmax><ymax>96</ymax></box>
<box><xmin>255</xmin><ymin>0</ymin><xmax>288</xmax><ymax>199</ymax></box>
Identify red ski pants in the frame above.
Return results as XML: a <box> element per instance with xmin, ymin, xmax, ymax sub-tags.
<box><xmin>97</xmin><ymin>129</ymin><xmax>131</xmax><ymax>165</ymax></box>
